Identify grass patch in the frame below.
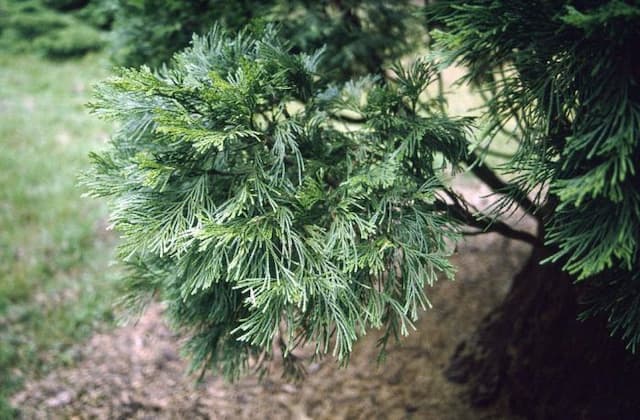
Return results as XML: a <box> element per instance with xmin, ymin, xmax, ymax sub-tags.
<box><xmin>0</xmin><ymin>52</ymin><xmax>119</xmax><ymax>416</ymax></box>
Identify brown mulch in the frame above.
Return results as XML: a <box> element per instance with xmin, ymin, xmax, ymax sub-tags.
<box><xmin>12</xmin><ymin>183</ymin><xmax>532</xmax><ymax>419</ymax></box>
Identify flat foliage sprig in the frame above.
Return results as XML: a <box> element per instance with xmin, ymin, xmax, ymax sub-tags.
<box><xmin>83</xmin><ymin>26</ymin><xmax>470</xmax><ymax>377</ymax></box>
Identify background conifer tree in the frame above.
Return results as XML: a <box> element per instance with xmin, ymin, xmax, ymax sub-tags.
<box><xmin>85</xmin><ymin>1</ymin><xmax>640</xmax><ymax>418</ymax></box>
<box><xmin>108</xmin><ymin>0</ymin><xmax>420</xmax><ymax>80</ymax></box>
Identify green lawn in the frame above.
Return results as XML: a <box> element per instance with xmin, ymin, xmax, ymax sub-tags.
<box><xmin>0</xmin><ymin>52</ymin><xmax>119</xmax><ymax>416</ymax></box>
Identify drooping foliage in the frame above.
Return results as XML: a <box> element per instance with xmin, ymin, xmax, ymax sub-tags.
<box><xmin>86</xmin><ymin>0</ymin><xmax>640</xmax><ymax>378</ymax></box>
<box><xmin>108</xmin><ymin>0</ymin><xmax>422</xmax><ymax>80</ymax></box>
<box><xmin>429</xmin><ymin>0</ymin><xmax>640</xmax><ymax>348</ymax></box>
<box><xmin>83</xmin><ymin>26</ymin><xmax>470</xmax><ymax>377</ymax></box>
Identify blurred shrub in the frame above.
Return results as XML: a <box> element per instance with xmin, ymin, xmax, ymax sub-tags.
<box><xmin>109</xmin><ymin>0</ymin><xmax>234</xmax><ymax>69</ymax></box>
<box><xmin>34</xmin><ymin>24</ymin><xmax>104</xmax><ymax>58</ymax></box>
<box><xmin>74</xmin><ymin>0</ymin><xmax>116</xmax><ymax>29</ymax></box>
<box><xmin>0</xmin><ymin>0</ymin><xmax>107</xmax><ymax>58</ymax></box>
<box><xmin>108</xmin><ymin>0</ymin><xmax>421</xmax><ymax>79</ymax></box>
<box><xmin>1</xmin><ymin>1</ymin><xmax>67</xmax><ymax>40</ymax></box>
<box><xmin>43</xmin><ymin>0</ymin><xmax>89</xmax><ymax>11</ymax></box>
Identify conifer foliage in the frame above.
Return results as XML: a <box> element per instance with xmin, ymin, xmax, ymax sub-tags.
<box><xmin>430</xmin><ymin>0</ymin><xmax>640</xmax><ymax>350</ymax></box>
<box><xmin>85</xmin><ymin>0</ymin><xmax>640</xmax><ymax>389</ymax></box>
<box><xmin>84</xmin><ymin>26</ymin><xmax>469</xmax><ymax>377</ymax></box>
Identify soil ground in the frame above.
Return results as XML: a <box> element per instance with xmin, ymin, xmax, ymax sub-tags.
<box><xmin>12</xmin><ymin>183</ymin><xmax>532</xmax><ymax>419</ymax></box>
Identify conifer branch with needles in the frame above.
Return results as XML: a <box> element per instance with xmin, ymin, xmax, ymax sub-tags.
<box><xmin>83</xmin><ymin>25</ymin><xmax>473</xmax><ymax>378</ymax></box>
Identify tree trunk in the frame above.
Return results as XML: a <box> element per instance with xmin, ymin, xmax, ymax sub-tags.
<box><xmin>445</xmin><ymin>238</ymin><xmax>640</xmax><ymax>419</ymax></box>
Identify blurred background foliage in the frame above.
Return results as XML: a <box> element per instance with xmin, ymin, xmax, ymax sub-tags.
<box><xmin>0</xmin><ymin>0</ymin><xmax>112</xmax><ymax>58</ymax></box>
<box><xmin>107</xmin><ymin>0</ymin><xmax>421</xmax><ymax>80</ymax></box>
<box><xmin>0</xmin><ymin>0</ymin><xmax>422</xmax><ymax>72</ymax></box>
